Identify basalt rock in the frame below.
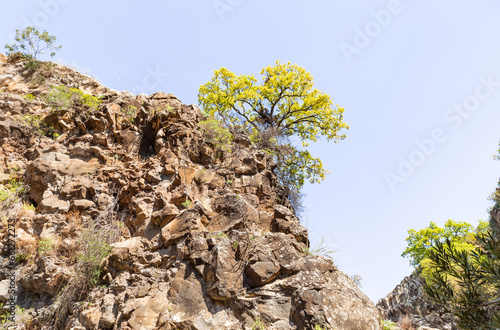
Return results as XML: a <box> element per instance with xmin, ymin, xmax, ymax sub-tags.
<box><xmin>377</xmin><ymin>271</ymin><xmax>458</xmax><ymax>330</ymax></box>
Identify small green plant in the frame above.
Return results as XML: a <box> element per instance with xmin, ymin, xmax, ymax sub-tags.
<box><xmin>16</xmin><ymin>252</ymin><xmax>31</xmax><ymax>263</ymax></box>
<box><xmin>122</xmin><ymin>105</ymin><xmax>137</xmax><ymax>123</ymax></box>
<box><xmin>232</xmin><ymin>241</ymin><xmax>239</xmax><ymax>251</ymax></box>
<box><xmin>22</xmin><ymin>202</ymin><xmax>36</xmax><ymax>212</ymax></box>
<box><xmin>37</xmin><ymin>238</ymin><xmax>54</xmax><ymax>256</ymax></box>
<box><xmin>181</xmin><ymin>199</ymin><xmax>192</xmax><ymax>209</ymax></box>
<box><xmin>382</xmin><ymin>320</ymin><xmax>398</xmax><ymax>330</ymax></box>
<box><xmin>251</xmin><ymin>316</ymin><xmax>266</xmax><ymax>330</ymax></box>
<box><xmin>0</xmin><ymin>177</ymin><xmax>24</xmax><ymax>208</ymax></box>
<box><xmin>314</xmin><ymin>325</ymin><xmax>326</xmax><ymax>330</ymax></box>
<box><xmin>226</xmin><ymin>180</ymin><xmax>233</xmax><ymax>184</ymax></box>
<box><xmin>24</xmin><ymin>58</ymin><xmax>43</xmax><ymax>71</ymax></box>
<box><xmin>199</xmin><ymin>117</ymin><xmax>233</xmax><ymax>155</ymax></box>
<box><xmin>0</xmin><ymin>304</ymin><xmax>33</xmax><ymax>325</ymax></box>
<box><xmin>209</xmin><ymin>232</ymin><xmax>227</xmax><ymax>240</ymax></box>
<box><xmin>302</xmin><ymin>237</ymin><xmax>336</xmax><ymax>260</ymax></box>
<box><xmin>21</xmin><ymin>114</ymin><xmax>46</xmax><ymax>135</ymax></box>
<box><xmin>44</xmin><ymin>85</ymin><xmax>101</xmax><ymax>112</ymax></box>
<box><xmin>24</xmin><ymin>94</ymin><xmax>36</xmax><ymax>101</ymax></box>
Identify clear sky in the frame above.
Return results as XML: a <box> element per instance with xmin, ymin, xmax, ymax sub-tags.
<box><xmin>1</xmin><ymin>1</ymin><xmax>500</xmax><ymax>302</ymax></box>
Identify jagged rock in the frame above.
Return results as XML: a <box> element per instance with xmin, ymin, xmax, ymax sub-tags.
<box><xmin>377</xmin><ymin>271</ymin><xmax>457</xmax><ymax>330</ymax></box>
<box><xmin>161</xmin><ymin>205</ymin><xmax>207</xmax><ymax>247</ymax></box>
<box><xmin>150</xmin><ymin>202</ymin><xmax>179</xmax><ymax>227</ymax></box>
<box><xmin>272</xmin><ymin>205</ymin><xmax>309</xmax><ymax>244</ymax></box>
<box><xmin>19</xmin><ymin>256</ymin><xmax>71</xmax><ymax>297</ymax></box>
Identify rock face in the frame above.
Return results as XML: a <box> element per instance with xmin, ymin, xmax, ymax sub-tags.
<box><xmin>377</xmin><ymin>271</ymin><xmax>457</xmax><ymax>330</ymax></box>
<box><xmin>0</xmin><ymin>54</ymin><xmax>381</xmax><ymax>329</ymax></box>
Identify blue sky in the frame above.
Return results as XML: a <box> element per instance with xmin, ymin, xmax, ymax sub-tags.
<box><xmin>2</xmin><ymin>1</ymin><xmax>500</xmax><ymax>302</ymax></box>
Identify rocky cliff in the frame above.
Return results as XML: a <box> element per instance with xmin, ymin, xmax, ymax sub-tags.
<box><xmin>0</xmin><ymin>53</ymin><xmax>381</xmax><ymax>329</ymax></box>
<box><xmin>376</xmin><ymin>271</ymin><xmax>457</xmax><ymax>330</ymax></box>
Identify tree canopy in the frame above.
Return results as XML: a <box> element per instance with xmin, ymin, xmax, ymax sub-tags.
<box><xmin>401</xmin><ymin>219</ymin><xmax>479</xmax><ymax>267</ymax></box>
<box><xmin>5</xmin><ymin>26</ymin><xmax>61</xmax><ymax>59</ymax></box>
<box><xmin>198</xmin><ymin>61</ymin><xmax>348</xmax><ymax>193</ymax></box>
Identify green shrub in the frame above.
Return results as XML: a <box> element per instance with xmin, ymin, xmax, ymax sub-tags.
<box><xmin>44</xmin><ymin>85</ymin><xmax>101</xmax><ymax>112</ymax></box>
<box><xmin>199</xmin><ymin>118</ymin><xmax>233</xmax><ymax>155</ymax></box>
<box><xmin>24</xmin><ymin>93</ymin><xmax>36</xmax><ymax>101</ymax></box>
<box><xmin>0</xmin><ymin>177</ymin><xmax>24</xmax><ymax>208</ymax></box>
<box><xmin>76</xmin><ymin>219</ymin><xmax>114</xmax><ymax>288</ymax></box>
<box><xmin>24</xmin><ymin>57</ymin><xmax>43</xmax><ymax>72</ymax></box>
<box><xmin>122</xmin><ymin>105</ymin><xmax>137</xmax><ymax>123</ymax></box>
<box><xmin>21</xmin><ymin>114</ymin><xmax>46</xmax><ymax>135</ymax></box>
<box><xmin>15</xmin><ymin>252</ymin><xmax>31</xmax><ymax>263</ymax></box>
<box><xmin>251</xmin><ymin>316</ymin><xmax>266</xmax><ymax>330</ymax></box>
<box><xmin>37</xmin><ymin>238</ymin><xmax>54</xmax><ymax>256</ymax></box>
<box><xmin>423</xmin><ymin>230</ymin><xmax>500</xmax><ymax>329</ymax></box>
<box><xmin>382</xmin><ymin>319</ymin><xmax>398</xmax><ymax>330</ymax></box>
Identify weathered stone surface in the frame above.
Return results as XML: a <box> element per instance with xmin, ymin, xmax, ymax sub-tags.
<box><xmin>151</xmin><ymin>202</ymin><xmax>179</xmax><ymax>227</ymax></box>
<box><xmin>38</xmin><ymin>195</ymin><xmax>70</xmax><ymax>213</ymax></box>
<box><xmin>71</xmin><ymin>199</ymin><xmax>95</xmax><ymax>210</ymax></box>
<box><xmin>377</xmin><ymin>271</ymin><xmax>458</xmax><ymax>330</ymax></box>
<box><xmin>20</xmin><ymin>256</ymin><xmax>71</xmax><ymax>297</ymax></box>
<box><xmin>125</xmin><ymin>288</ymin><xmax>169</xmax><ymax>330</ymax></box>
<box><xmin>208</xmin><ymin>194</ymin><xmax>261</xmax><ymax>232</ymax></box>
<box><xmin>272</xmin><ymin>204</ymin><xmax>309</xmax><ymax>244</ymax></box>
<box><xmin>161</xmin><ymin>205</ymin><xmax>207</xmax><ymax>246</ymax></box>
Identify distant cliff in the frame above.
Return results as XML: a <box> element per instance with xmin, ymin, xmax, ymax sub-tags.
<box><xmin>377</xmin><ymin>270</ymin><xmax>457</xmax><ymax>330</ymax></box>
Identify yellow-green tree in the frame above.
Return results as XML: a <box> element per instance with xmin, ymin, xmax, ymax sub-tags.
<box><xmin>401</xmin><ymin>219</ymin><xmax>479</xmax><ymax>268</ymax></box>
<box><xmin>198</xmin><ymin>61</ymin><xmax>348</xmax><ymax>193</ymax></box>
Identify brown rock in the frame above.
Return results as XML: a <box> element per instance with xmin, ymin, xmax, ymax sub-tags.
<box><xmin>125</xmin><ymin>288</ymin><xmax>169</xmax><ymax>330</ymax></box>
<box><xmin>71</xmin><ymin>199</ymin><xmax>95</xmax><ymax>211</ymax></box>
<box><xmin>204</xmin><ymin>239</ymin><xmax>244</xmax><ymax>301</ymax></box>
<box><xmin>151</xmin><ymin>203</ymin><xmax>180</xmax><ymax>227</ymax></box>
<box><xmin>20</xmin><ymin>256</ymin><xmax>71</xmax><ymax>297</ymax></box>
<box><xmin>169</xmin><ymin>262</ymin><xmax>208</xmax><ymax>316</ymax></box>
<box><xmin>161</xmin><ymin>206</ymin><xmax>206</xmax><ymax>247</ymax></box>
<box><xmin>38</xmin><ymin>195</ymin><xmax>70</xmax><ymax>213</ymax></box>
<box><xmin>178</xmin><ymin>166</ymin><xmax>197</xmax><ymax>185</ymax></box>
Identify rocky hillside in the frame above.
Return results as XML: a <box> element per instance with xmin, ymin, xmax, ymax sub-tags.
<box><xmin>377</xmin><ymin>271</ymin><xmax>457</xmax><ymax>330</ymax></box>
<box><xmin>0</xmin><ymin>53</ymin><xmax>381</xmax><ymax>329</ymax></box>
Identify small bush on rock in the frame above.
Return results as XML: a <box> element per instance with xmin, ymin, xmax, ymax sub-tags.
<box><xmin>382</xmin><ymin>319</ymin><xmax>398</xmax><ymax>330</ymax></box>
<box><xmin>199</xmin><ymin>117</ymin><xmax>233</xmax><ymax>155</ymax></box>
<box><xmin>44</xmin><ymin>85</ymin><xmax>101</xmax><ymax>112</ymax></box>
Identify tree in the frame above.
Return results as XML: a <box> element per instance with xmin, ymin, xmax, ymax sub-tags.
<box><xmin>401</xmin><ymin>219</ymin><xmax>477</xmax><ymax>267</ymax></box>
<box><xmin>5</xmin><ymin>26</ymin><xmax>61</xmax><ymax>59</ymax></box>
<box><xmin>198</xmin><ymin>61</ymin><xmax>348</xmax><ymax>194</ymax></box>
